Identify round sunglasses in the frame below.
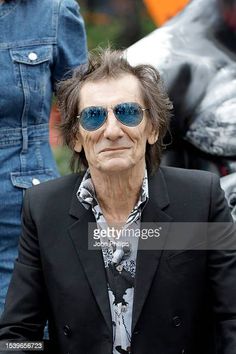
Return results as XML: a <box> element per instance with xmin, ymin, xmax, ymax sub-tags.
<box><xmin>77</xmin><ymin>102</ymin><xmax>149</xmax><ymax>131</ymax></box>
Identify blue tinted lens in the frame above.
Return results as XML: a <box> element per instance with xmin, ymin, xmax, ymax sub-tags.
<box><xmin>80</xmin><ymin>106</ymin><xmax>107</xmax><ymax>131</ymax></box>
<box><xmin>114</xmin><ymin>102</ymin><xmax>143</xmax><ymax>127</ymax></box>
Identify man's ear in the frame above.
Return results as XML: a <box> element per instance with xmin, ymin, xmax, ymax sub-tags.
<box><xmin>147</xmin><ymin>130</ymin><xmax>159</xmax><ymax>145</ymax></box>
<box><xmin>74</xmin><ymin>138</ymin><xmax>82</xmax><ymax>153</ymax></box>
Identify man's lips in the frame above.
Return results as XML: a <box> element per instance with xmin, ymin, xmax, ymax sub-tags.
<box><xmin>100</xmin><ymin>147</ymin><xmax>131</xmax><ymax>153</ymax></box>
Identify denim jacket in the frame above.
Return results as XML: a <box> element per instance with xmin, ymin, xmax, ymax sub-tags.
<box><xmin>0</xmin><ymin>0</ymin><xmax>87</xmax><ymax>310</ymax></box>
<box><xmin>0</xmin><ymin>0</ymin><xmax>87</xmax><ymax>201</ymax></box>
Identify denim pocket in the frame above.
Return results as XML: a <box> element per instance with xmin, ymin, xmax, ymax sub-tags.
<box><xmin>10</xmin><ymin>169</ymin><xmax>57</xmax><ymax>190</ymax></box>
<box><xmin>10</xmin><ymin>45</ymin><xmax>53</xmax><ymax>91</ymax></box>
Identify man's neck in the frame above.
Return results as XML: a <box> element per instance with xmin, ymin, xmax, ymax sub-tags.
<box><xmin>90</xmin><ymin>162</ymin><xmax>146</xmax><ymax>225</ymax></box>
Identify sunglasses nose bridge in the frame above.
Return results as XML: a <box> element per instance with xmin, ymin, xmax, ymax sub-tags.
<box><xmin>103</xmin><ymin>107</ymin><xmax>124</xmax><ymax>139</ymax></box>
<box><xmin>106</xmin><ymin>107</ymin><xmax>118</xmax><ymax>123</ymax></box>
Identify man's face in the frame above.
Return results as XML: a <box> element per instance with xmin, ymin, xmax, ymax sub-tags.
<box><xmin>74</xmin><ymin>74</ymin><xmax>158</xmax><ymax>174</ymax></box>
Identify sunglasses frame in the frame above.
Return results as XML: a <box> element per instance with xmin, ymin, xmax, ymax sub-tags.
<box><xmin>77</xmin><ymin>102</ymin><xmax>149</xmax><ymax>131</ymax></box>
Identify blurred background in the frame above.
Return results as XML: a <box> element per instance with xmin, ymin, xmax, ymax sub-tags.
<box><xmin>51</xmin><ymin>0</ymin><xmax>189</xmax><ymax>175</ymax></box>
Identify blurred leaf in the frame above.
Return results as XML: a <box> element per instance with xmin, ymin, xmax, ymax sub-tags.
<box><xmin>53</xmin><ymin>146</ymin><xmax>72</xmax><ymax>176</ymax></box>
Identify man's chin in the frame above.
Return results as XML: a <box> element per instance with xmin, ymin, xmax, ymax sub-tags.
<box><xmin>96</xmin><ymin>159</ymin><xmax>134</xmax><ymax>174</ymax></box>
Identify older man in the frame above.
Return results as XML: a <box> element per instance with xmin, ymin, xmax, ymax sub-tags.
<box><xmin>0</xmin><ymin>49</ymin><xmax>236</xmax><ymax>354</ymax></box>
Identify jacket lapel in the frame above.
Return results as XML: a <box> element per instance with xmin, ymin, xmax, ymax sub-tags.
<box><xmin>68</xmin><ymin>178</ymin><xmax>112</xmax><ymax>334</ymax></box>
<box><xmin>132</xmin><ymin>168</ymin><xmax>173</xmax><ymax>332</ymax></box>
<box><xmin>66</xmin><ymin>169</ymin><xmax>173</xmax><ymax>335</ymax></box>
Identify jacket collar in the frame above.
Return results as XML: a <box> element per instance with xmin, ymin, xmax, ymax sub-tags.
<box><xmin>69</xmin><ymin>167</ymin><xmax>170</xmax><ymax>219</ymax></box>
<box><xmin>69</xmin><ymin>173</ymin><xmax>87</xmax><ymax>219</ymax></box>
<box><xmin>68</xmin><ymin>167</ymin><xmax>172</xmax><ymax>334</ymax></box>
<box><xmin>132</xmin><ymin>168</ymin><xmax>173</xmax><ymax>332</ymax></box>
<box><xmin>68</xmin><ymin>174</ymin><xmax>113</xmax><ymax>333</ymax></box>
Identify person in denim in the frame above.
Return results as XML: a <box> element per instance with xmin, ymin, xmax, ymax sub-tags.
<box><xmin>0</xmin><ymin>0</ymin><xmax>87</xmax><ymax>314</ymax></box>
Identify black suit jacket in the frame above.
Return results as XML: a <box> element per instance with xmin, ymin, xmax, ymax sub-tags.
<box><xmin>0</xmin><ymin>167</ymin><xmax>236</xmax><ymax>354</ymax></box>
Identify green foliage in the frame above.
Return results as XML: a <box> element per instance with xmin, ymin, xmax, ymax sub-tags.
<box><xmin>53</xmin><ymin>146</ymin><xmax>72</xmax><ymax>176</ymax></box>
<box><xmin>85</xmin><ymin>11</ymin><xmax>156</xmax><ymax>50</ymax></box>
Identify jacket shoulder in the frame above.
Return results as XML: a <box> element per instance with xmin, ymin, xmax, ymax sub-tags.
<box><xmin>159</xmin><ymin>165</ymin><xmax>215</xmax><ymax>184</ymax></box>
<box><xmin>157</xmin><ymin>166</ymin><xmax>231</xmax><ymax>222</ymax></box>
<box><xmin>159</xmin><ymin>166</ymin><xmax>215</xmax><ymax>211</ymax></box>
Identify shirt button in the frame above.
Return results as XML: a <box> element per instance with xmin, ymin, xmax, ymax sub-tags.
<box><xmin>28</xmin><ymin>52</ymin><xmax>38</xmax><ymax>61</ymax></box>
<box><xmin>32</xmin><ymin>178</ymin><xmax>40</xmax><ymax>185</ymax></box>
<box><xmin>63</xmin><ymin>325</ymin><xmax>72</xmax><ymax>337</ymax></box>
<box><xmin>172</xmin><ymin>315</ymin><xmax>182</xmax><ymax>327</ymax></box>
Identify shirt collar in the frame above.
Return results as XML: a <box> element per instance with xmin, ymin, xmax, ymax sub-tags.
<box><xmin>77</xmin><ymin>168</ymin><xmax>149</xmax><ymax>211</ymax></box>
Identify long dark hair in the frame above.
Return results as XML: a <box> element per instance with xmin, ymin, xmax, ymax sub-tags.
<box><xmin>57</xmin><ymin>48</ymin><xmax>173</xmax><ymax>174</ymax></box>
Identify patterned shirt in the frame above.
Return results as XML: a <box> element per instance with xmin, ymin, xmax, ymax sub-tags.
<box><xmin>77</xmin><ymin>169</ymin><xmax>149</xmax><ymax>354</ymax></box>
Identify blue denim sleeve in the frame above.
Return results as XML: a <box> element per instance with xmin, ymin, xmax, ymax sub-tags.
<box><xmin>53</xmin><ymin>0</ymin><xmax>88</xmax><ymax>86</ymax></box>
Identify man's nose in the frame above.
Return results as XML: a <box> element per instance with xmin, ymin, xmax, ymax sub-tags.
<box><xmin>103</xmin><ymin>109</ymin><xmax>124</xmax><ymax>140</ymax></box>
